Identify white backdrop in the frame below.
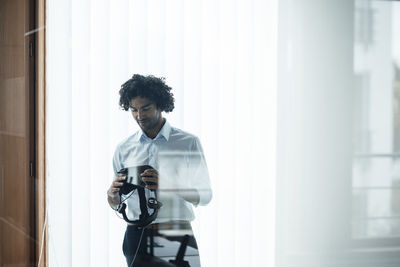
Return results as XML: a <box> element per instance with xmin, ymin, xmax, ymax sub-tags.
<box><xmin>46</xmin><ymin>0</ymin><xmax>277</xmax><ymax>266</ymax></box>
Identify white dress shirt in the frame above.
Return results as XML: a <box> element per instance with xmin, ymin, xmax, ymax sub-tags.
<box><xmin>112</xmin><ymin>120</ymin><xmax>212</xmax><ymax>223</ymax></box>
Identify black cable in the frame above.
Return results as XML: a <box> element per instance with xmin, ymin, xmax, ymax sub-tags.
<box><xmin>130</xmin><ymin>227</ymin><xmax>145</xmax><ymax>267</ymax></box>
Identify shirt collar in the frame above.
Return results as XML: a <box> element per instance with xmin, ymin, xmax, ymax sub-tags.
<box><xmin>134</xmin><ymin>119</ymin><xmax>171</xmax><ymax>143</ymax></box>
<box><xmin>157</xmin><ymin>119</ymin><xmax>171</xmax><ymax>141</ymax></box>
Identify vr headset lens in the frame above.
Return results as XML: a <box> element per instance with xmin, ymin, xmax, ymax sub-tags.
<box><xmin>119</xmin><ymin>165</ymin><xmax>155</xmax><ymax>195</ymax></box>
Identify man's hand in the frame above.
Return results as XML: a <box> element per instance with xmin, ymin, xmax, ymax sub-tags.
<box><xmin>140</xmin><ymin>168</ymin><xmax>159</xmax><ymax>190</ymax></box>
<box><xmin>107</xmin><ymin>173</ymin><xmax>126</xmax><ymax>209</ymax></box>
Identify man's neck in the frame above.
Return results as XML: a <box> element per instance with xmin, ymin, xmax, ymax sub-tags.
<box><xmin>144</xmin><ymin>118</ymin><xmax>165</xmax><ymax>139</ymax></box>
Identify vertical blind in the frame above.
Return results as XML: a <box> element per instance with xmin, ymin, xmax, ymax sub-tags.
<box><xmin>47</xmin><ymin>0</ymin><xmax>277</xmax><ymax>266</ymax></box>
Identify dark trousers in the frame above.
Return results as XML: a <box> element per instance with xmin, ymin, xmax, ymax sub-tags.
<box><xmin>123</xmin><ymin>222</ymin><xmax>201</xmax><ymax>267</ymax></box>
<box><xmin>123</xmin><ymin>226</ymin><xmax>148</xmax><ymax>266</ymax></box>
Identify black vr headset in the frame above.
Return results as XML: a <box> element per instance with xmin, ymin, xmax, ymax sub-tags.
<box><xmin>117</xmin><ymin>165</ymin><xmax>162</xmax><ymax>227</ymax></box>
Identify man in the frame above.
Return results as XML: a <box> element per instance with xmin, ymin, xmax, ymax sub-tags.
<box><xmin>107</xmin><ymin>74</ymin><xmax>212</xmax><ymax>266</ymax></box>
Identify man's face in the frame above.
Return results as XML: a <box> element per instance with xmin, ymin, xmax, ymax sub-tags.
<box><xmin>129</xmin><ymin>96</ymin><xmax>162</xmax><ymax>133</ymax></box>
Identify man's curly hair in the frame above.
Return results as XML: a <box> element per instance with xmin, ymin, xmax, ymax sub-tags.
<box><xmin>119</xmin><ymin>74</ymin><xmax>175</xmax><ymax>112</ymax></box>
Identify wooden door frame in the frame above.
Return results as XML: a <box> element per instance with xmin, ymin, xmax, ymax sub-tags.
<box><xmin>35</xmin><ymin>0</ymin><xmax>47</xmax><ymax>266</ymax></box>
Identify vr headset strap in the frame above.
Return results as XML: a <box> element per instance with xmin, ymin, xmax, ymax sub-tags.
<box><xmin>137</xmin><ymin>187</ymin><xmax>150</xmax><ymax>220</ymax></box>
<box><xmin>118</xmin><ymin>187</ymin><xmax>160</xmax><ymax>228</ymax></box>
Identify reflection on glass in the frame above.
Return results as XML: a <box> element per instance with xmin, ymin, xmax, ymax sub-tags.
<box><xmin>352</xmin><ymin>219</ymin><xmax>400</xmax><ymax>239</ymax></box>
<box><xmin>352</xmin><ymin>0</ymin><xmax>400</xmax><ymax>239</ymax></box>
<box><xmin>107</xmin><ymin>74</ymin><xmax>212</xmax><ymax>266</ymax></box>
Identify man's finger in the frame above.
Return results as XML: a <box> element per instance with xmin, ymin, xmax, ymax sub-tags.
<box><xmin>116</xmin><ymin>175</ymin><xmax>126</xmax><ymax>181</ymax></box>
<box><xmin>113</xmin><ymin>181</ymin><xmax>124</xmax><ymax>187</ymax></box>
<box><xmin>141</xmin><ymin>177</ymin><xmax>157</xmax><ymax>183</ymax></box>
<box><xmin>140</xmin><ymin>169</ymin><xmax>158</xmax><ymax>175</ymax></box>
<box><xmin>141</xmin><ymin>174</ymin><xmax>157</xmax><ymax>178</ymax></box>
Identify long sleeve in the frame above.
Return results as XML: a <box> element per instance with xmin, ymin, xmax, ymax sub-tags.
<box><xmin>112</xmin><ymin>146</ymin><xmax>122</xmax><ymax>177</ymax></box>
<box><xmin>188</xmin><ymin>137</ymin><xmax>212</xmax><ymax>206</ymax></box>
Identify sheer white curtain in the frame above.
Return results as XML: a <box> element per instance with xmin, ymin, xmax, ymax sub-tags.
<box><xmin>47</xmin><ymin>0</ymin><xmax>277</xmax><ymax>266</ymax></box>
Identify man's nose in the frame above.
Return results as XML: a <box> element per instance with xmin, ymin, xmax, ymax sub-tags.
<box><xmin>137</xmin><ymin>110</ymin><xmax>144</xmax><ymax>119</ymax></box>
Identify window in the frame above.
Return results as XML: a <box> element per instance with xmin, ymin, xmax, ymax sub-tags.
<box><xmin>352</xmin><ymin>0</ymin><xmax>400</xmax><ymax>245</ymax></box>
